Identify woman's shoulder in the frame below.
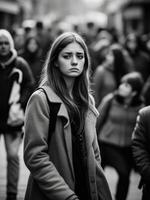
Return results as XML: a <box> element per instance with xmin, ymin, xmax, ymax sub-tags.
<box><xmin>30</xmin><ymin>86</ymin><xmax>63</xmax><ymax>107</ymax></box>
<box><xmin>16</xmin><ymin>56</ymin><xmax>29</xmax><ymax>66</ymax></box>
<box><xmin>28</xmin><ymin>89</ymin><xmax>48</xmax><ymax>106</ymax></box>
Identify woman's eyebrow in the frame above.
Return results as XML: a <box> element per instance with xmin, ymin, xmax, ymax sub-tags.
<box><xmin>63</xmin><ymin>52</ymin><xmax>84</xmax><ymax>54</ymax></box>
<box><xmin>76</xmin><ymin>52</ymin><xmax>84</xmax><ymax>54</ymax></box>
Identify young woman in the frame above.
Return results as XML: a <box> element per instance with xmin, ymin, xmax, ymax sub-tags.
<box><xmin>23</xmin><ymin>32</ymin><xmax>112</xmax><ymax>200</ymax></box>
<box><xmin>96</xmin><ymin>72</ymin><xmax>145</xmax><ymax>200</ymax></box>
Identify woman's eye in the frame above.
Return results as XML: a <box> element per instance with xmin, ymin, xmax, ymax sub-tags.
<box><xmin>63</xmin><ymin>55</ymin><xmax>71</xmax><ymax>59</ymax></box>
<box><xmin>77</xmin><ymin>54</ymin><xmax>84</xmax><ymax>59</ymax></box>
<box><xmin>62</xmin><ymin>53</ymin><xmax>84</xmax><ymax>59</ymax></box>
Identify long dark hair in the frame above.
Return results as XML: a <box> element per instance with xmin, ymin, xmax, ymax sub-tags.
<box><xmin>39</xmin><ymin>32</ymin><xmax>91</xmax><ymax>130</ymax></box>
<box><xmin>111</xmin><ymin>44</ymin><xmax>128</xmax><ymax>86</ymax></box>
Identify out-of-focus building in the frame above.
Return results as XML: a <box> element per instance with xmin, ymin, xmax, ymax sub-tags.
<box><xmin>100</xmin><ymin>0</ymin><xmax>150</xmax><ymax>36</ymax></box>
<box><xmin>0</xmin><ymin>0</ymin><xmax>107</xmax><ymax>32</ymax></box>
<box><xmin>0</xmin><ymin>0</ymin><xmax>87</xmax><ymax>30</ymax></box>
<box><xmin>21</xmin><ymin>0</ymin><xmax>108</xmax><ymax>33</ymax></box>
<box><xmin>0</xmin><ymin>0</ymin><xmax>21</xmax><ymax>30</ymax></box>
<box><xmin>122</xmin><ymin>0</ymin><xmax>150</xmax><ymax>35</ymax></box>
<box><xmin>21</xmin><ymin>0</ymin><xmax>89</xmax><ymax>23</ymax></box>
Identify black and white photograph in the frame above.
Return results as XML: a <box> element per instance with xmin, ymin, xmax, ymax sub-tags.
<box><xmin>0</xmin><ymin>0</ymin><xmax>150</xmax><ymax>200</ymax></box>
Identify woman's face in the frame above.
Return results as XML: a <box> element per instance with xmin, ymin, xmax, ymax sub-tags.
<box><xmin>106</xmin><ymin>50</ymin><xmax>114</xmax><ymax>64</ymax></box>
<box><xmin>127</xmin><ymin>38</ymin><xmax>137</xmax><ymax>51</ymax></box>
<box><xmin>27</xmin><ymin>39</ymin><xmax>38</xmax><ymax>52</ymax></box>
<box><xmin>117</xmin><ymin>81</ymin><xmax>133</xmax><ymax>98</ymax></box>
<box><xmin>57</xmin><ymin>42</ymin><xmax>85</xmax><ymax>79</ymax></box>
<box><xmin>0</xmin><ymin>35</ymin><xmax>10</xmax><ymax>56</ymax></box>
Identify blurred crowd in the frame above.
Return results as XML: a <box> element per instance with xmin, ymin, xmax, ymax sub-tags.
<box><xmin>10</xmin><ymin>18</ymin><xmax>150</xmax><ymax>104</ymax></box>
<box><xmin>1</xmin><ymin>16</ymin><xmax>150</xmax><ymax>200</ymax></box>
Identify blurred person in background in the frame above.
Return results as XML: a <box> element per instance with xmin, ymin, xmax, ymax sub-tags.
<box><xmin>13</xmin><ymin>28</ymin><xmax>26</xmax><ymax>54</ymax></box>
<box><xmin>141</xmin><ymin>74</ymin><xmax>150</xmax><ymax>106</ymax></box>
<box><xmin>89</xmin><ymin>37</ymin><xmax>111</xmax><ymax>76</ymax></box>
<box><xmin>96</xmin><ymin>72</ymin><xmax>145</xmax><ymax>200</ymax></box>
<box><xmin>0</xmin><ymin>29</ymin><xmax>34</xmax><ymax>200</ymax></box>
<box><xmin>19</xmin><ymin>36</ymin><xmax>43</xmax><ymax>89</ymax></box>
<box><xmin>92</xmin><ymin>43</ymin><xmax>132</xmax><ymax>107</ymax></box>
<box><xmin>84</xmin><ymin>21</ymin><xmax>97</xmax><ymax>47</ymax></box>
<box><xmin>139</xmin><ymin>34</ymin><xmax>150</xmax><ymax>106</ymax></box>
<box><xmin>124</xmin><ymin>33</ymin><xmax>150</xmax><ymax>82</ymax></box>
<box><xmin>34</xmin><ymin>20</ymin><xmax>53</xmax><ymax>60</ymax></box>
<box><xmin>88</xmin><ymin>29</ymin><xmax>112</xmax><ymax>75</ymax></box>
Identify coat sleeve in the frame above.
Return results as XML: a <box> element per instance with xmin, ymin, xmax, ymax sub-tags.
<box><xmin>24</xmin><ymin>90</ymin><xmax>78</xmax><ymax>200</ymax></box>
<box><xmin>132</xmin><ymin>107</ymin><xmax>150</xmax><ymax>182</ymax></box>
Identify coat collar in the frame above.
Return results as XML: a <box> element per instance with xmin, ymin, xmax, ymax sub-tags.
<box><xmin>40</xmin><ymin>84</ymin><xmax>70</xmax><ymax>128</ymax></box>
<box><xmin>0</xmin><ymin>49</ymin><xmax>17</xmax><ymax>67</ymax></box>
<box><xmin>40</xmin><ymin>84</ymin><xmax>99</xmax><ymax>127</ymax></box>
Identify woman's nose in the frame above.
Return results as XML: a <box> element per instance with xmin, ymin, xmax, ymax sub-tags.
<box><xmin>71</xmin><ymin>55</ymin><xmax>78</xmax><ymax>65</ymax></box>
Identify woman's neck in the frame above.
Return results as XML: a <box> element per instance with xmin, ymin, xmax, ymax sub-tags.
<box><xmin>64</xmin><ymin>77</ymin><xmax>75</xmax><ymax>99</ymax></box>
<box><xmin>123</xmin><ymin>95</ymin><xmax>133</xmax><ymax>107</ymax></box>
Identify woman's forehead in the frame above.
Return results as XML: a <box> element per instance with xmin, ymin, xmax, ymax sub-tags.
<box><xmin>61</xmin><ymin>42</ymin><xmax>84</xmax><ymax>53</ymax></box>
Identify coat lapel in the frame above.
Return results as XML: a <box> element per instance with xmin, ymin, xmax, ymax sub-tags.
<box><xmin>64</xmin><ymin>125</ymin><xmax>74</xmax><ymax>180</ymax></box>
<box><xmin>41</xmin><ymin>85</ymin><xmax>74</xmax><ymax>179</ymax></box>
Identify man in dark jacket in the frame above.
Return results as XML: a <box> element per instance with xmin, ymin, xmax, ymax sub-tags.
<box><xmin>0</xmin><ymin>29</ymin><xmax>34</xmax><ymax>200</ymax></box>
<box><xmin>132</xmin><ymin>106</ymin><xmax>150</xmax><ymax>200</ymax></box>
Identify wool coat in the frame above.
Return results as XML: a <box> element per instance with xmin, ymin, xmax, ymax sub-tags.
<box><xmin>23</xmin><ymin>85</ymin><xmax>112</xmax><ymax>200</ymax></box>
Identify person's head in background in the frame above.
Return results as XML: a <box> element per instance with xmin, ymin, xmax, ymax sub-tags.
<box><xmin>124</xmin><ymin>33</ymin><xmax>143</xmax><ymax>55</ymax></box>
<box><xmin>39</xmin><ymin>31</ymin><xmax>91</xmax><ymax>118</ymax></box>
<box><xmin>116</xmin><ymin>72</ymin><xmax>144</xmax><ymax>106</ymax></box>
<box><xmin>24</xmin><ymin>36</ymin><xmax>41</xmax><ymax>54</ymax></box>
<box><xmin>35</xmin><ymin>20</ymin><xmax>44</xmax><ymax>33</ymax></box>
<box><xmin>93</xmin><ymin>39</ymin><xmax>110</xmax><ymax>66</ymax></box>
<box><xmin>0</xmin><ymin>29</ymin><xmax>16</xmax><ymax>63</ymax></box>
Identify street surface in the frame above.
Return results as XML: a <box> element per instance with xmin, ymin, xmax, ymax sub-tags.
<box><xmin>0</xmin><ymin>136</ymin><xmax>142</xmax><ymax>200</ymax></box>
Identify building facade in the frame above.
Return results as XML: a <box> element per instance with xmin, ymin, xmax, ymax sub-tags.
<box><xmin>0</xmin><ymin>0</ymin><xmax>21</xmax><ymax>30</ymax></box>
<box><xmin>100</xmin><ymin>0</ymin><xmax>150</xmax><ymax>36</ymax></box>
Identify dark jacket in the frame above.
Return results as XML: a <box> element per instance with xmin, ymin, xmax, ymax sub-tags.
<box><xmin>24</xmin><ymin>85</ymin><xmax>112</xmax><ymax>200</ymax></box>
<box><xmin>0</xmin><ymin>49</ymin><xmax>34</xmax><ymax>132</ymax></box>
<box><xmin>132</xmin><ymin>106</ymin><xmax>150</xmax><ymax>183</ymax></box>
